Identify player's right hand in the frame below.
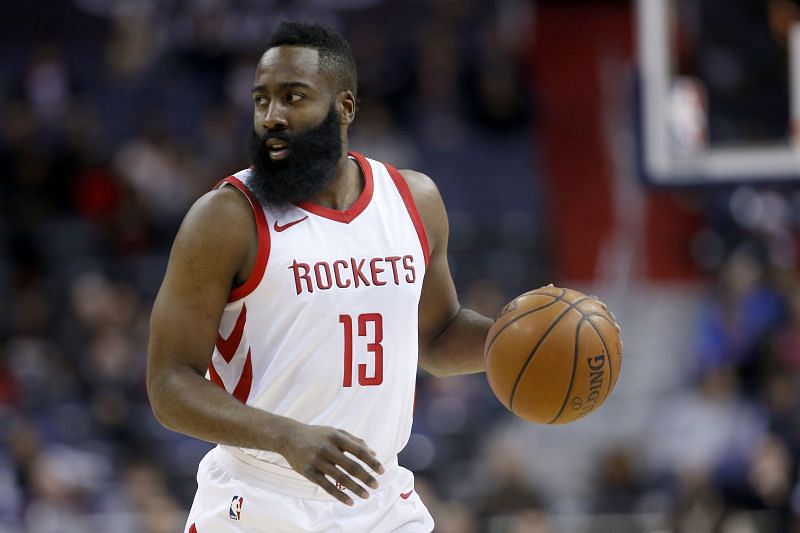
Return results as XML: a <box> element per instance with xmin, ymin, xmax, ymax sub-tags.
<box><xmin>281</xmin><ymin>423</ymin><xmax>385</xmax><ymax>506</ymax></box>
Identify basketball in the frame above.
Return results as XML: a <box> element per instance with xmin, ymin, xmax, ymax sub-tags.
<box><xmin>484</xmin><ymin>286</ymin><xmax>622</xmax><ymax>424</ymax></box>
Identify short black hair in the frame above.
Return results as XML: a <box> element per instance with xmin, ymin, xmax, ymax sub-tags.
<box><xmin>266</xmin><ymin>21</ymin><xmax>357</xmax><ymax>97</ymax></box>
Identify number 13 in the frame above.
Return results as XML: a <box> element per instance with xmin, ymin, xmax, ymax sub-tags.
<box><xmin>339</xmin><ymin>313</ymin><xmax>383</xmax><ymax>387</ymax></box>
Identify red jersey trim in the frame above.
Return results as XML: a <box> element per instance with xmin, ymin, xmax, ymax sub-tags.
<box><xmin>215</xmin><ymin>304</ymin><xmax>247</xmax><ymax>363</ymax></box>
<box><xmin>232</xmin><ymin>348</ymin><xmax>253</xmax><ymax>403</ymax></box>
<box><xmin>294</xmin><ymin>151</ymin><xmax>374</xmax><ymax>224</ymax></box>
<box><xmin>208</xmin><ymin>361</ymin><xmax>224</xmax><ymax>389</ymax></box>
<box><xmin>212</xmin><ymin>176</ymin><xmax>270</xmax><ymax>302</ymax></box>
<box><xmin>384</xmin><ymin>164</ymin><xmax>431</xmax><ymax>267</ymax></box>
<box><xmin>208</xmin><ymin>350</ymin><xmax>252</xmax><ymax>404</ymax></box>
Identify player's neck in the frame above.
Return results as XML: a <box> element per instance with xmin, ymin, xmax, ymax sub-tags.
<box><xmin>306</xmin><ymin>154</ymin><xmax>363</xmax><ymax>211</ymax></box>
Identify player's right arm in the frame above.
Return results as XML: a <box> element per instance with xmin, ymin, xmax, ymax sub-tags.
<box><xmin>146</xmin><ymin>186</ymin><xmax>382</xmax><ymax>506</ymax></box>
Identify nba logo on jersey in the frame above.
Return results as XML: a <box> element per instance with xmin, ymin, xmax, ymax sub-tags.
<box><xmin>229</xmin><ymin>495</ymin><xmax>243</xmax><ymax>520</ymax></box>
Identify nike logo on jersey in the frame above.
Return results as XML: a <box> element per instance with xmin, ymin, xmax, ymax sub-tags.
<box><xmin>400</xmin><ymin>490</ymin><xmax>413</xmax><ymax>500</ymax></box>
<box><xmin>274</xmin><ymin>216</ymin><xmax>308</xmax><ymax>232</ymax></box>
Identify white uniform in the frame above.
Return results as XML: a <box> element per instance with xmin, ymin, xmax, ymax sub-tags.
<box><xmin>185</xmin><ymin>152</ymin><xmax>435</xmax><ymax>532</ymax></box>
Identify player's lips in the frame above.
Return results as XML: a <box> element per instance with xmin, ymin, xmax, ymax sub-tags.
<box><xmin>265</xmin><ymin>139</ymin><xmax>290</xmax><ymax>160</ymax></box>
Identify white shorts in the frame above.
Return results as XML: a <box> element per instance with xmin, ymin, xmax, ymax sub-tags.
<box><xmin>184</xmin><ymin>446</ymin><xmax>434</xmax><ymax>533</ymax></box>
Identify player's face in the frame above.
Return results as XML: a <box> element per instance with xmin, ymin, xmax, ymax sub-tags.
<box><xmin>251</xmin><ymin>46</ymin><xmax>340</xmax><ymax>155</ymax></box>
<box><xmin>247</xmin><ymin>46</ymin><xmax>344</xmax><ymax>206</ymax></box>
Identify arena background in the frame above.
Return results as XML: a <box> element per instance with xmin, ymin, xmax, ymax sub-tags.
<box><xmin>1</xmin><ymin>0</ymin><xmax>799</xmax><ymax>531</ymax></box>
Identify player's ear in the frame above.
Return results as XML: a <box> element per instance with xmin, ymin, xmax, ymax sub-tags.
<box><xmin>336</xmin><ymin>90</ymin><xmax>356</xmax><ymax>126</ymax></box>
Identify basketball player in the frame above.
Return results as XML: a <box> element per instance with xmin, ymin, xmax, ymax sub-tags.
<box><xmin>147</xmin><ymin>21</ymin><xmax>493</xmax><ymax>532</ymax></box>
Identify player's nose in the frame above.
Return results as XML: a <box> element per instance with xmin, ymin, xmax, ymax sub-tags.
<box><xmin>262</xmin><ymin>102</ymin><xmax>288</xmax><ymax>131</ymax></box>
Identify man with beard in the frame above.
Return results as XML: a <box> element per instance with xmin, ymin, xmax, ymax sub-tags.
<box><xmin>147</xmin><ymin>21</ymin><xmax>492</xmax><ymax>532</ymax></box>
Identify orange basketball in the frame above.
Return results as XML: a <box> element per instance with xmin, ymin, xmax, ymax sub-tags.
<box><xmin>484</xmin><ymin>286</ymin><xmax>622</xmax><ymax>424</ymax></box>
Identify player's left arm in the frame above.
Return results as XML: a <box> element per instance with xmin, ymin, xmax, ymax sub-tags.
<box><xmin>401</xmin><ymin>169</ymin><xmax>493</xmax><ymax>377</ymax></box>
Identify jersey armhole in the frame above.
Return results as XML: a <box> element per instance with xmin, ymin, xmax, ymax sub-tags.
<box><xmin>383</xmin><ymin>164</ymin><xmax>431</xmax><ymax>267</ymax></box>
<box><xmin>212</xmin><ymin>176</ymin><xmax>270</xmax><ymax>302</ymax></box>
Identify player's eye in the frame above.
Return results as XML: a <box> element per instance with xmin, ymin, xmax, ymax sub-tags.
<box><xmin>254</xmin><ymin>96</ymin><xmax>267</xmax><ymax>106</ymax></box>
<box><xmin>287</xmin><ymin>92</ymin><xmax>305</xmax><ymax>103</ymax></box>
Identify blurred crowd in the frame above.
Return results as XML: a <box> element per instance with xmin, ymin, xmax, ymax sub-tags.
<box><xmin>2</xmin><ymin>1</ymin><xmax>800</xmax><ymax>532</ymax></box>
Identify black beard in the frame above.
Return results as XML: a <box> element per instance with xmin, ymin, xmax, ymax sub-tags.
<box><xmin>247</xmin><ymin>105</ymin><xmax>343</xmax><ymax>207</ymax></box>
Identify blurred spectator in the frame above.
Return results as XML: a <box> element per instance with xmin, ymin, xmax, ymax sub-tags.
<box><xmin>590</xmin><ymin>448</ymin><xmax>646</xmax><ymax>515</ymax></box>
<box><xmin>771</xmin><ymin>276</ymin><xmax>800</xmax><ymax>373</ymax></box>
<box><xmin>112</xmin><ymin>128</ymin><xmax>199</xmax><ymax>229</ymax></box>
<box><xmin>648</xmin><ymin>365</ymin><xmax>766</xmax><ymax>482</ymax></box>
<box><xmin>477</xmin><ymin>433</ymin><xmax>552</xmax><ymax>532</ymax></box>
<box><xmin>694</xmin><ymin>243</ymin><xmax>786</xmax><ymax>387</ymax></box>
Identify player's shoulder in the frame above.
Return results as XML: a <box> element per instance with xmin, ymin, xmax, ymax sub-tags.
<box><xmin>397</xmin><ymin>168</ymin><xmax>439</xmax><ymax>197</ymax></box>
<box><xmin>395</xmin><ymin>168</ymin><xmax>447</xmax><ymax>248</ymax></box>
<box><xmin>189</xmin><ymin>183</ymin><xmax>254</xmax><ymax>230</ymax></box>
<box><xmin>397</xmin><ymin>168</ymin><xmax>443</xmax><ymax>214</ymax></box>
<box><xmin>174</xmin><ymin>180</ymin><xmax>257</xmax><ymax>256</ymax></box>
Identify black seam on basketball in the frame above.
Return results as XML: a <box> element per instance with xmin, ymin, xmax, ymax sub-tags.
<box><xmin>508</xmin><ymin>296</ymin><xmax>591</xmax><ymax>412</ymax></box>
<box><xmin>584</xmin><ymin>313</ymin><xmax>617</xmax><ymax>393</ymax></box>
<box><xmin>549</xmin><ymin>313</ymin><xmax>617</xmax><ymax>423</ymax></box>
<box><xmin>584</xmin><ymin>316</ymin><xmax>614</xmax><ymax>407</ymax></box>
<box><xmin>582</xmin><ymin>312</ymin><xmax>621</xmax><ymax>387</ymax></box>
<box><xmin>523</xmin><ymin>287</ymin><xmax>565</xmax><ymax>299</ymax></box>
<box><xmin>485</xmin><ymin>298</ymin><xmax>561</xmax><ymax>354</ymax></box>
<box><xmin>549</xmin><ymin>287</ymin><xmax>567</xmax><ymax>302</ymax></box>
<box><xmin>487</xmin><ymin>289</ymin><xmax>565</xmax><ymax>352</ymax></box>
<box><xmin>485</xmin><ymin>289</ymin><xmax>565</xmax><ymax>370</ymax></box>
<box><xmin>548</xmin><ymin>315</ymin><xmax>587</xmax><ymax>424</ymax></box>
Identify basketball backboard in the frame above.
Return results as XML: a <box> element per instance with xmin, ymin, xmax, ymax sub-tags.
<box><xmin>637</xmin><ymin>0</ymin><xmax>800</xmax><ymax>184</ymax></box>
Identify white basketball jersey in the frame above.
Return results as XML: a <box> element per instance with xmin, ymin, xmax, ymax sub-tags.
<box><xmin>207</xmin><ymin>152</ymin><xmax>429</xmax><ymax>480</ymax></box>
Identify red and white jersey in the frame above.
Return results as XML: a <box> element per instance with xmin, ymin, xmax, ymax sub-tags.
<box><xmin>207</xmin><ymin>152</ymin><xmax>429</xmax><ymax>479</ymax></box>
